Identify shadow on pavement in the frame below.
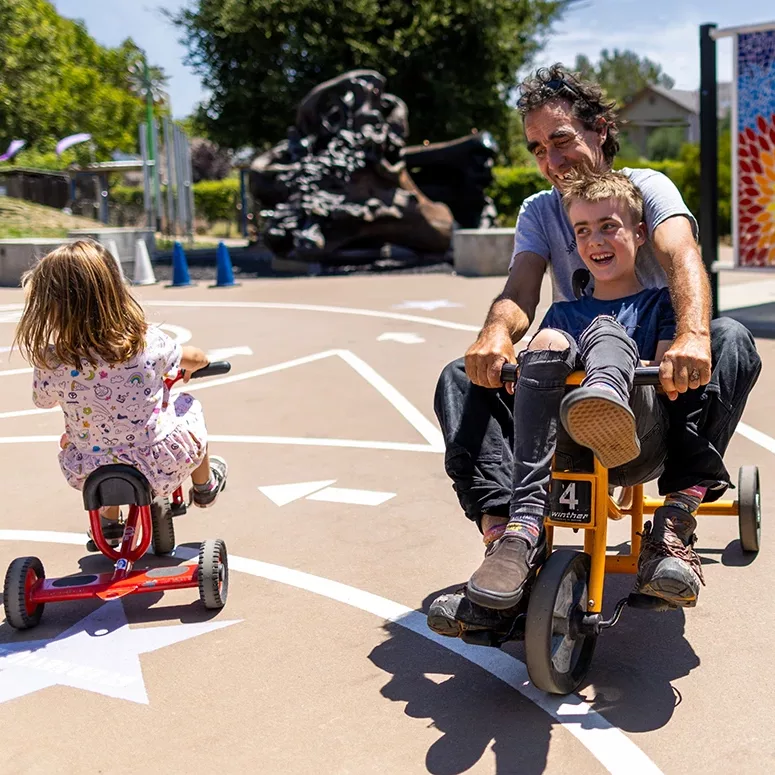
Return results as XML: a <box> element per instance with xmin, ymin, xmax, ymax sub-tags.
<box><xmin>368</xmin><ymin>573</ymin><xmax>700</xmax><ymax>773</ymax></box>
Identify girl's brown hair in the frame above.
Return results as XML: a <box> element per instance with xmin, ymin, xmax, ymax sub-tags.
<box><xmin>14</xmin><ymin>240</ymin><xmax>147</xmax><ymax>370</ymax></box>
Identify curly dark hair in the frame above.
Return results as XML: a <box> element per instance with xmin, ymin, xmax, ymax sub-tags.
<box><xmin>517</xmin><ymin>64</ymin><xmax>620</xmax><ymax>165</ymax></box>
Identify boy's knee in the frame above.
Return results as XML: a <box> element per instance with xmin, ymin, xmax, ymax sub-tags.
<box><xmin>528</xmin><ymin>328</ymin><xmax>571</xmax><ymax>352</ymax></box>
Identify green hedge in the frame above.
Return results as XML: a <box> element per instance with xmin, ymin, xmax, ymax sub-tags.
<box><xmin>489</xmin><ymin>149</ymin><xmax>732</xmax><ymax>236</ymax></box>
<box><xmin>110</xmin><ymin>179</ymin><xmax>241</xmax><ymax>224</ymax></box>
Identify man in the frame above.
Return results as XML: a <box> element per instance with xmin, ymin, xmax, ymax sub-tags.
<box><xmin>428</xmin><ymin>64</ymin><xmax>761</xmax><ymax>639</ymax></box>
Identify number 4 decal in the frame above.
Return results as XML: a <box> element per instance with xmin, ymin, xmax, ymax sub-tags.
<box><xmin>558</xmin><ymin>482</ymin><xmax>579</xmax><ymax>511</ymax></box>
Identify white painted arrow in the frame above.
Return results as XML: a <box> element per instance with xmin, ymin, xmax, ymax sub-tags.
<box><xmin>258</xmin><ymin>480</ymin><xmax>336</xmax><ymax>506</ymax></box>
<box><xmin>258</xmin><ymin>480</ymin><xmax>396</xmax><ymax>507</ymax></box>
<box><xmin>376</xmin><ymin>332</ymin><xmax>425</xmax><ymax>344</ymax></box>
<box><xmin>206</xmin><ymin>345</ymin><xmax>254</xmax><ymax>360</ymax></box>
<box><xmin>307</xmin><ymin>487</ymin><xmax>395</xmax><ymax>506</ymax></box>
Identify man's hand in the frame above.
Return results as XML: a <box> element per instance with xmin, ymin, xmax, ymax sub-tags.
<box><xmin>659</xmin><ymin>332</ymin><xmax>712</xmax><ymax>400</ymax></box>
<box><xmin>465</xmin><ymin>326</ymin><xmax>517</xmax><ymax>394</ymax></box>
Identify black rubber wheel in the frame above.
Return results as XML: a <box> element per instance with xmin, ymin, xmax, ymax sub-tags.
<box><xmin>738</xmin><ymin>466</ymin><xmax>761</xmax><ymax>554</ymax></box>
<box><xmin>151</xmin><ymin>497</ymin><xmax>176</xmax><ymax>555</ymax></box>
<box><xmin>3</xmin><ymin>556</ymin><xmax>45</xmax><ymax>630</ymax></box>
<box><xmin>198</xmin><ymin>538</ymin><xmax>228</xmax><ymax>609</ymax></box>
<box><xmin>525</xmin><ymin>550</ymin><xmax>597</xmax><ymax>695</ymax></box>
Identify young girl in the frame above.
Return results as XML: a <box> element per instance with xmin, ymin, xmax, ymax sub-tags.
<box><xmin>14</xmin><ymin>240</ymin><xmax>228</xmax><ymax>545</ymax></box>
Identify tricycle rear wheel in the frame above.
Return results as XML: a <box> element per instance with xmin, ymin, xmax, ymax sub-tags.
<box><xmin>151</xmin><ymin>497</ymin><xmax>176</xmax><ymax>555</ymax></box>
<box><xmin>3</xmin><ymin>556</ymin><xmax>45</xmax><ymax>630</ymax></box>
<box><xmin>525</xmin><ymin>550</ymin><xmax>597</xmax><ymax>695</ymax></box>
<box><xmin>198</xmin><ymin>538</ymin><xmax>228</xmax><ymax>609</ymax></box>
<box><xmin>738</xmin><ymin>466</ymin><xmax>761</xmax><ymax>554</ymax></box>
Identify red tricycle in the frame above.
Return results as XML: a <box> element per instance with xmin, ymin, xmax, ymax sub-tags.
<box><xmin>2</xmin><ymin>361</ymin><xmax>232</xmax><ymax>630</ymax></box>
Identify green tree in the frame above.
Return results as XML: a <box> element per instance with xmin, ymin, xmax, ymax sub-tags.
<box><xmin>646</xmin><ymin>126</ymin><xmax>686</xmax><ymax>161</ymax></box>
<box><xmin>170</xmin><ymin>0</ymin><xmax>576</xmax><ymax>152</ymax></box>
<box><xmin>574</xmin><ymin>49</ymin><xmax>674</xmax><ymax>106</ymax></box>
<box><xmin>0</xmin><ymin>0</ymin><xmax>167</xmax><ymax>161</ymax></box>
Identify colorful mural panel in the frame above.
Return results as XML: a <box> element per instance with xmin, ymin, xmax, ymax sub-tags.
<box><xmin>737</xmin><ymin>30</ymin><xmax>775</xmax><ymax>267</ymax></box>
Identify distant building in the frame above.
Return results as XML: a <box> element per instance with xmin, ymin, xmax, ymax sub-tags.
<box><xmin>618</xmin><ymin>83</ymin><xmax>731</xmax><ymax>156</ymax></box>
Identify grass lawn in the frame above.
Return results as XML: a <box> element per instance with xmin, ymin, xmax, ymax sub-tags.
<box><xmin>0</xmin><ymin>197</ymin><xmax>98</xmax><ymax>239</ymax></box>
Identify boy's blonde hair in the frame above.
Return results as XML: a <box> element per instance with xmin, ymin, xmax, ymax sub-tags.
<box><xmin>14</xmin><ymin>240</ymin><xmax>147</xmax><ymax>370</ymax></box>
<box><xmin>561</xmin><ymin>169</ymin><xmax>644</xmax><ymax>226</ymax></box>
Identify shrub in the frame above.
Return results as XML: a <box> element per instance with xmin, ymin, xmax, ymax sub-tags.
<box><xmin>108</xmin><ymin>179</ymin><xmax>241</xmax><ymax>224</ymax></box>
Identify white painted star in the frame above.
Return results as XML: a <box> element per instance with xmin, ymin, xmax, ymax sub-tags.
<box><xmin>391</xmin><ymin>300</ymin><xmax>463</xmax><ymax>311</ymax></box>
<box><xmin>0</xmin><ymin>601</ymin><xmax>240</xmax><ymax>705</ymax></box>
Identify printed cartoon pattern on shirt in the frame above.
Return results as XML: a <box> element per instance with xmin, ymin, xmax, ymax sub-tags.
<box><xmin>33</xmin><ymin>326</ymin><xmax>208</xmax><ymax>497</ymax></box>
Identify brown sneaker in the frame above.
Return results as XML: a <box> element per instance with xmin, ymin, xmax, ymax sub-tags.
<box><xmin>635</xmin><ymin>505</ymin><xmax>705</xmax><ymax>607</ymax></box>
<box><xmin>560</xmin><ymin>385</ymin><xmax>640</xmax><ymax>468</ymax></box>
<box><xmin>467</xmin><ymin>531</ymin><xmax>546</xmax><ymax>610</ymax></box>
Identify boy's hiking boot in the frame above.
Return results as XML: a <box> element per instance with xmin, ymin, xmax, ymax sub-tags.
<box><xmin>426</xmin><ymin>589</ymin><xmax>522</xmax><ymax>640</ymax></box>
<box><xmin>466</xmin><ymin>530</ymin><xmax>547</xmax><ymax>610</ymax></box>
<box><xmin>191</xmin><ymin>456</ymin><xmax>228</xmax><ymax>508</ymax></box>
<box><xmin>635</xmin><ymin>505</ymin><xmax>704</xmax><ymax>607</ymax></box>
<box><xmin>560</xmin><ymin>385</ymin><xmax>640</xmax><ymax>468</ymax></box>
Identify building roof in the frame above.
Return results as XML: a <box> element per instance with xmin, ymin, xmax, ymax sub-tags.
<box><xmin>620</xmin><ymin>82</ymin><xmax>731</xmax><ymax>120</ymax></box>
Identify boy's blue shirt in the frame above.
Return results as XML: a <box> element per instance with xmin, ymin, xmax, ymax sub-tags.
<box><xmin>539</xmin><ymin>286</ymin><xmax>676</xmax><ymax>360</ymax></box>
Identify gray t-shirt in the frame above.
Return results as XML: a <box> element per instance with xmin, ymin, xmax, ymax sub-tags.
<box><xmin>509</xmin><ymin>167</ymin><xmax>698</xmax><ymax>302</ymax></box>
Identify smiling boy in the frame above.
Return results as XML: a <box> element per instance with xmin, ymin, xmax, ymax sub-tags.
<box><xmin>444</xmin><ymin>170</ymin><xmax>701</xmax><ymax>619</ymax></box>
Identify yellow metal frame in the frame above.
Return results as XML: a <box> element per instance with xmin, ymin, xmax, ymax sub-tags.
<box><xmin>545</xmin><ymin>462</ymin><xmax>739</xmax><ymax>614</ymax></box>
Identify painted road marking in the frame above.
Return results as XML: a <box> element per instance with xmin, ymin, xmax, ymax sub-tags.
<box><xmin>177</xmin><ymin>348</ymin><xmax>444</xmax><ymax>452</ymax></box>
<box><xmin>306</xmin><ymin>486</ymin><xmax>395</xmax><ymax>506</ymax></box>
<box><xmin>377</xmin><ymin>332</ymin><xmax>426</xmax><ymax>344</ymax></box>
<box><xmin>0</xmin><ymin>601</ymin><xmax>239</xmax><ymax>705</ymax></box>
<box><xmin>206</xmin><ymin>345</ymin><xmax>254</xmax><ymax>360</ymax></box>
<box><xmin>392</xmin><ymin>300</ymin><xmax>463</xmax><ymax>311</ymax></box>
<box><xmin>0</xmin><ymin>530</ymin><xmax>662</xmax><ymax>775</ymax></box>
<box><xmin>258</xmin><ymin>480</ymin><xmax>396</xmax><ymax>507</ymax></box>
<box><xmin>258</xmin><ymin>480</ymin><xmax>337</xmax><ymax>506</ymax></box>
<box><xmin>144</xmin><ymin>300</ymin><xmax>481</xmax><ymax>333</ymax></box>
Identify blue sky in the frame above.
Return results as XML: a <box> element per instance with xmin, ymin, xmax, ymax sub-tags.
<box><xmin>53</xmin><ymin>0</ymin><xmax>775</xmax><ymax>119</ymax></box>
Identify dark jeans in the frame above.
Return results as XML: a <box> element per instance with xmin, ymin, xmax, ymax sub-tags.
<box><xmin>433</xmin><ymin>317</ymin><xmax>761</xmax><ymax>525</ymax></box>
<box><xmin>508</xmin><ymin>317</ymin><xmax>668</xmax><ymax>521</ymax></box>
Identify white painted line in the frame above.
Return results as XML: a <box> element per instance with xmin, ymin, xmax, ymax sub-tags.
<box><xmin>210</xmin><ymin>436</ymin><xmax>438</xmax><ymax>453</ymax></box>
<box><xmin>206</xmin><ymin>345</ymin><xmax>253</xmax><ymax>360</ymax></box>
<box><xmin>258</xmin><ymin>480</ymin><xmax>337</xmax><ymax>506</ymax></box>
<box><xmin>0</xmin><ymin>434</ymin><xmax>440</xmax><ymax>453</ymax></box>
<box><xmin>392</xmin><ymin>299</ymin><xmax>463</xmax><ymax>311</ymax></box>
<box><xmin>144</xmin><ymin>300</ymin><xmax>481</xmax><ymax>332</ymax></box>
<box><xmin>336</xmin><ymin>349</ymin><xmax>444</xmax><ymax>450</ymax></box>
<box><xmin>177</xmin><ymin>348</ymin><xmax>444</xmax><ymax>452</ymax></box>
<box><xmin>157</xmin><ymin>323</ymin><xmax>192</xmax><ymax>344</ymax></box>
<box><xmin>0</xmin><ymin>529</ymin><xmax>663</xmax><ymax>775</ymax></box>
<box><xmin>735</xmin><ymin>421</ymin><xmax>775</xmax><ymax>454</ymax></box>
<box><xmin>376</xmin><ymin>332</ymin><xmax>425</xmax><ymax>344</ymax></box>
<box><xmin>306</xmin><ymin>487</ymin><xmax>395</xmax><ymax>506</ymax></box>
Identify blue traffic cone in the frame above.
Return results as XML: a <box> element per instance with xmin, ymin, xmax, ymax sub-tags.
<box><xmin>213</xmin><ymin>241</ymin><xmax>238</xmax><ymax>287</ymax></box>
<box><xmin>168</xmin><ymin>241</ymin><xmax>193</xmax><ymax>287</ymax></box>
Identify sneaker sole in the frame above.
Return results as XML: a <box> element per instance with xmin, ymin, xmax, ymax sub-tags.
<box><xmin>638</xmin><ymin>579</ymin><xmax>698</xmax><ymax>608</ymax></box>
<box><xmin>564</xmin><ymin>396</ymin><xmax>640</xmax><ymax>469</ymax></box>
<box><xmin>466</xmin><ymin>582</ymin><xmax>525</xmax><ymax>611</ymax></box>
<box><xmin>426</xmin><ymin>613</ymin><xmax>464</xmax><ymax>638</ymax></box>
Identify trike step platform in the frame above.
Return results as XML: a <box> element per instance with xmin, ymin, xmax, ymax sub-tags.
<box><xmin>29</xmin><ymin>565</ymin><xmax>199</xmax><ymax>604</ymax></box>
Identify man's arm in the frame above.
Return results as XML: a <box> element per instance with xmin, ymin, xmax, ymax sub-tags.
<box><xmin>465</xmin><ymin>251</ymin><xmax>546</xmax><ymax>392</ymax></box>
<box><xmin>652</xmin><ymin>215</ymin><xmax>712</xmax><ymax>399</ymax></box>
